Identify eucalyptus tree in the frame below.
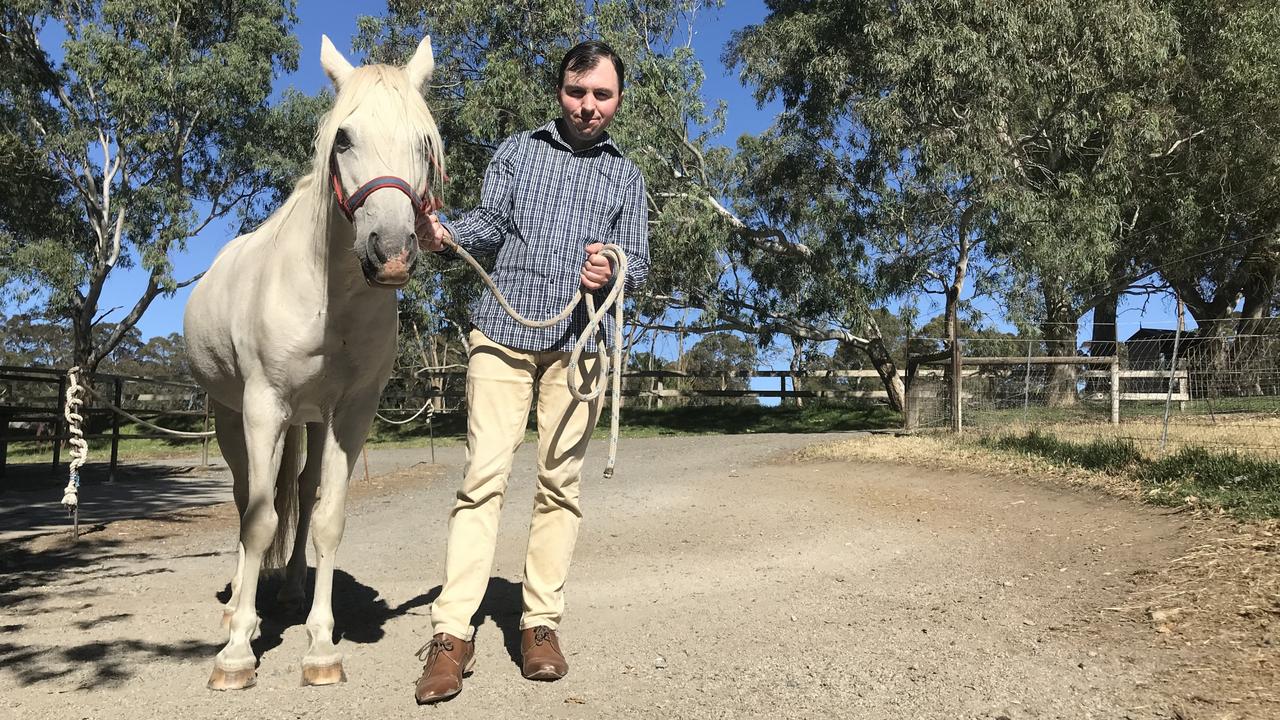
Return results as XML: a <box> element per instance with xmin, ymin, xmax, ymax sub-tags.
<box><xmin>0</xmin><ymin>1</ymin><xmax>326</xmax><ymax>375</ymax></box>
<box><xmin>1138</xmin><ymin>0</ymin><xmax>1280</xmax><ymax>332</ymax></box>
<box><xmin>729</xmin><ymin>0</ymin><xmax>1180</xmax><ymax>405</ymax></box>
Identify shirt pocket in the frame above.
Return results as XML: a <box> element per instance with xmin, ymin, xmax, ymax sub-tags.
<box><xmin>572</xmin><ymin>161</ymin><xmax>625</xmax><ymax>242</ymax></box>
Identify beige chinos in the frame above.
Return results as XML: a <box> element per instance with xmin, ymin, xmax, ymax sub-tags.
<box><xmin>429</xmin><ymin>330</ymin><xmax>606</xmax><ymax>638</ymax></box>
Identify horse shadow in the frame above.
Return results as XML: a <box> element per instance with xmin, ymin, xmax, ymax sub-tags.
<box><xmin>223</xmin><ymin>572</ymin><xmax>523</xmax><ymax>670</ymax></box>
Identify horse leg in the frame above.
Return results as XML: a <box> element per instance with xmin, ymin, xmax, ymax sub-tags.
<box><xmin>277</xmin><ymin>422</ymin><xmax>325</xmax><ymax>614</ymax></box>
<box><xmin>300</xmin><ymin>401</ymin><xmax>374</xmax><ymax>686</ymax></box>
<box><xmin>208</xmin><ymin>395</ymin><xmax>289</xmax><ymax>691</ymax></box>
<box><xmin>213</xmin><ymin>401</ymin><xmax>250</xmax><ymax>631</ymax></box>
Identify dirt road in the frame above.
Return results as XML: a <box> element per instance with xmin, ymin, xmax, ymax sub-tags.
<box><xmin>0</xmin><ymin>433</ymin><xmax>1246</xmax><ymax>718</ymax></box>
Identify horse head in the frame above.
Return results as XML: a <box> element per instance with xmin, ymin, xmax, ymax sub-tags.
<box><xmin>318</xmin><ymin>35</ymin><xmax>444</xmax><ymax>288</ymax></box>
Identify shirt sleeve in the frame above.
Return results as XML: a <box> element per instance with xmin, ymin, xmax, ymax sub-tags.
<box><xmin>611</xmin><ymin>167</ymin><xmax>650</xmax><ymax>291</ymax></box>
<box><xmin>439</xmin><ymin>136</ymin><xmax>519</xmax><ymax>256</ymax></box>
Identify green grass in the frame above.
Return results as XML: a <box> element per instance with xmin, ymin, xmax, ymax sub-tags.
<box><xmin>1141</xmin><ymin>447</ymin><xmax>1280</xmax><ymax>519</ymax></box>
<box><xmin>980</xmin><ymin>431</ymin><xmax>1144</xmax><ymax>473</ymax></box>
<box><xmin>981</xmin><ymin>430</ymin><xmax>1280</xmax><ymax>520</ymax></box>
<box><xmin>5</xmin><ymin>402</ymin><xmax>900</xmax><ymax>463</ymax></box>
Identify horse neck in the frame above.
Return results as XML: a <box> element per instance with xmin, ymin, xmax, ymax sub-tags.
<box><xmin>277</xmin><ymin>190</ymin><xmax>374</xmax><ymax>305</ymax></box>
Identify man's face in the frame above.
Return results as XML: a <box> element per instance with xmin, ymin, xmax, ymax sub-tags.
<box><xmin>557</xmin><ymin>60</ymin><xmax>622</xmax><ymax>147</ymax></box>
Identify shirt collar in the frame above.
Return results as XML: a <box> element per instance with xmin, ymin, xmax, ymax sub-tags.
<box><xmin>535</xmin><ymin>119</ymin><xmax>621</xmax><ymax>156</ymax></box>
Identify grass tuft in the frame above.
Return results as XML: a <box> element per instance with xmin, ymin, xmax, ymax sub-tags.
<box><xmin>1140</xmin><ymin>447</ymin><xmax>1280</xmax><ymax>519</ymax></box>
<box><xmin>979</xmin><ymin>432</ymin><xmax>1143</xmax><ymax>473</ymax></box>
<box><xmin>977</xmin><ymin>431</ymin><xmax>1280</xmax><ymax>520</ymax></box>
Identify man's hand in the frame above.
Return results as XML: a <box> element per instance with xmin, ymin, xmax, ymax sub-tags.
<box><xmin>581</xmin><ymin>242</ymin><xmax>613</xmax><ymax>290</ymax></box>
<box><xmin>416</xmin><ymin>213</ymin><xmax>451</xmax><ymax>252</ymax></box>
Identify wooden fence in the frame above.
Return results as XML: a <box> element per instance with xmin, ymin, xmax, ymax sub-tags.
<box><xmin>0</xmin><ymin>365</ymin><xmax>211</xmax><ymax>482</ymax></box>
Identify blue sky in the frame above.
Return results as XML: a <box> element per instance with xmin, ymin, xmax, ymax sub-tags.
<box><xmin>81</xmin><ymin>0</ymin><xmax>782</xmax><ymax>342</ymax></box>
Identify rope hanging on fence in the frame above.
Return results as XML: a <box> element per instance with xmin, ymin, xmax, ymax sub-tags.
<box><xmin>61</xmin><ymin>368</ymin><xmax>88</xmax><ymax>522</ymax></box>
<box><xmin>375</xmin><ymin>398</ymin><xmax>435</xmax><ymax>426</ymax></box>
<box><xmin>82</xmin><ymin>385</ymin><xmax>217</xmax><ymax>438</ymax></box>
<box><xmin>445</xmin><ymin>238</ymin><xmax>627</xmax><ymax>479</ymax></box>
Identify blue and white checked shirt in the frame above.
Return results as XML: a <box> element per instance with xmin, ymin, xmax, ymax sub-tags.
<box><xmin>440</xmin><ymin>120</ymin><xmax>650</xmax><ymax>353</ymax></box>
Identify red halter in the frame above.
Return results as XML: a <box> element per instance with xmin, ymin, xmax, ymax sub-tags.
<box><xmin>329</xmin><ymin>151</ymin><xmax>446</xmax><ymax>221</ymax></box>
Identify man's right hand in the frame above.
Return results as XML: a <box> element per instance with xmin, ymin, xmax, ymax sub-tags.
<box><xmin>416</xmin><ymin>212</ymin><xmax>451</xmax><ymax>252</ymax></box>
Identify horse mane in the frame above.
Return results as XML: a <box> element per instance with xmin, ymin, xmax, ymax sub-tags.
<box><xmin>303</xmin><ymin>63</ymin><xmax>447</xmax><ymax>241</ymax></box>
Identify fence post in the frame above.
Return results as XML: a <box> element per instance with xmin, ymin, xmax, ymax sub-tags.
<box><xmin>109</xmin><ymin>377</ymin><xmax>122</xmax><ymax>482</ymax></box>
<box><xmin>52</xmin><ymin>375</ymin><xmax>66</xmax><ymax>470</ymax></box>
<box><xmin>201</xmin><ymin>392</ymin><xmax>211</xmax><ymax>467</ymax></box>
<box><xmin>951</xmin><ymin>338</ymin><xmax>963</xmax><ymax>434</ymax></box>
<box><xmin>779</xmin><ymin>375</ymin><xmax>787</xmax><ymax>405</ymax></box>
<box><xmin>0</xmin><ymin>408</ymin><xmax>9</xmax><ymax>483</ymax></box>
<box><xmin>1022</xmin><ymin>340</ymin><xmax>1033</xmax><ymax>425</ymax></box>
<box><xmin>1160</xmin><ymin>295</ymin><xmax>1185</xmax><ymax>453</ymax></box>
<box><xmin>1110</xmin><ymin>356</ymin><xmax>1120</xmax><ymax>425</ymax></box>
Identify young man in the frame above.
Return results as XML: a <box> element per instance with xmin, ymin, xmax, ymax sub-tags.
<box><xmin>413</xmin><ymin>41</ymin><xmax>649</xmax><ymax>704</ymax></box>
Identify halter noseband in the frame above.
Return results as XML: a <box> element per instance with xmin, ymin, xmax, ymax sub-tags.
<box><xmin>329</xmin><ymin>151</ymin><xmax>445</xmax><ymax>222</ymax></box>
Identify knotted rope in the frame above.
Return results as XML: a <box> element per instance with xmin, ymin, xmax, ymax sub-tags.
<box><xmin>445</xmin><ymin>238</ymin><xmax>627</xmax><ymax>478</ymax></box>
<box><xmin>62</xmin><ymin>367</ymin><xmax>89</xmax><ymax>538</ymax></box>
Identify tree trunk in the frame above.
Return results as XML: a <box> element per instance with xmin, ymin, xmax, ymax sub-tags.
<box><xmin>1089</xmin><ymin>294</ymin><xmax>1118</xmax><ymax>357</ymax></box>
<box><xmin>861</xmin><ymin>337</ymin><xmax>905</xmax><ymax>412</ymax></box>
<box><xmin>1041</xmin><ymin>285</ymin><xmax>1078</xmax><ymax>407</ymax></box>
<box><xmin>789</xmin><ymin>339</ymin><xmax>804</xmax><ymax>408</ymax></box>
<box><xmin>1085</xmin><ymin>294</ymin><xmax>1117</xmax><ymax>394</ymax></box>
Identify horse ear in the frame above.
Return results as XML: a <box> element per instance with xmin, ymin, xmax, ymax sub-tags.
<box><xmin>320</xmin><ymin>35</ymin><xmax>355</xmax><ymax>89</ymax></box>
<box><xmin>405</xmin><ymin>36</ymin><xmax>435</xmax><ymax>93</ymax></box>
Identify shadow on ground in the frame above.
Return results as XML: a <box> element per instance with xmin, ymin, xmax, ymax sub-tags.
<box><xmin>0</xmin><ymin>461</ymin><xmax>228</xmax><ymax>536</ymax></box>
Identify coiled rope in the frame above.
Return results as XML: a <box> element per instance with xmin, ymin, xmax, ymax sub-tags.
<box><xmin>444</xmin><ymin>237</ymin><xmax>626</xmax><ymax>478</ymax></box>
<box><xmin>62</xmin><ymin>367</ymin><xmax>89</xmax><ymax>538</ymax></box>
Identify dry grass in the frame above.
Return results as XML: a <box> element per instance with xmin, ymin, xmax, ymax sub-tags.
<box><xmin>797</xmin><ymin>433</ymin><xmax>1147</xmax><ymax>498</ymax></box>
<box><xmin>967</xmin><ymin>412</ymin><xmax>1280</xmax><ymax>458</ymax></box>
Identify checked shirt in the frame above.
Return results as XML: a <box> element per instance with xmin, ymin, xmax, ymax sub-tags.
<box><xmin>439</xmin><ymin>119</ymin><xmax>650</xmax><ymax>353</ymax></box>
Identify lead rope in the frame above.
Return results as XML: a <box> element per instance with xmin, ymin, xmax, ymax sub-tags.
<box><xmin>444</xmin><ymin>238</ymin><xmax>626</xmax><ymax>478</ymax></box>
<box><xmin>62</xmin><ymin>367</ymin><xmax>89</xmax><ymax>539</ymax></box>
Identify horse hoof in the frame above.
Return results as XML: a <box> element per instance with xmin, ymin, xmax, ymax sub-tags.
<box><xmin>301</xmin><ymin>662</ymin><xmax>346</xmax><ymax>686</ymax></box>
<box><xmin>208</xmin><ymin>666</ymin><xmax>257</xmax><ymax>690</ymax></box>
<box><xmin>220</xmin><ymin>610</ymin><xmax>233</xmax><ymax>630</ymax></box>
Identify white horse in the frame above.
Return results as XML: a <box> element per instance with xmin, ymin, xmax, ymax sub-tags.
<box><xmin>183</xmin><ymin>35</ymin><xmax>444</xmax><ymax>690</ymax></box>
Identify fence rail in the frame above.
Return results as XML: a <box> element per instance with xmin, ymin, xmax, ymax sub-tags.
<box><xmin>2</xmin><ymin>364</ymin><xmax>899</xmax><ymax>483</ymax></box>
<box><xmin>0</xmin><ymin>366</ymin><xmax>211</xmax><ymax>483</ymax></box>
<box><xmin>907</xmin><ymin>329</ymin><xmax>1280</xmax><ymax>457</ymax></box>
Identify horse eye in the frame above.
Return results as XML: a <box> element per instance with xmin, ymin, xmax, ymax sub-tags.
<box><xmin>335</xmin><ymin>129</ymin><xmax>352</xmax><ymax>152</ymax></box>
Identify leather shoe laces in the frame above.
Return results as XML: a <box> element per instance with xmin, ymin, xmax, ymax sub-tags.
<box><xmin>415</xmin><ymin>636</ymin><xmax>455</xmax><ymax>663</ymax></box>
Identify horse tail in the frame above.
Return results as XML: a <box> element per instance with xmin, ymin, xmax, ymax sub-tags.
<box><xmin>265</xmin><ymin>424</ymin><xmax>302</xmax><ymax>570</ymax></box>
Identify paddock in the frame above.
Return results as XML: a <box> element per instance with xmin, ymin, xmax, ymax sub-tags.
<box><xmin>2</xmin><ymin>433</ymin><xmax>1272</xmax><ymax>719</ymax></box>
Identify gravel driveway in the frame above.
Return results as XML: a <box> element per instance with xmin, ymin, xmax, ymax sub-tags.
<box><xmin>1</xmin><ymin>433</ymin><xmax>1205</xmax><ymax>718</ymax></box>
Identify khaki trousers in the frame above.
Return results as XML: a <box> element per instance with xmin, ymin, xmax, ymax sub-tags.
<box><xmin>429</xmin><ymin>330</ymin><xmax>605</xmax><ymax>638</ymax></box>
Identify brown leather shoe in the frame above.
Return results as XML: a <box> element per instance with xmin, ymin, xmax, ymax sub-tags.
<box><xmin>521</xmin><ymin>626</ymin><xmax>568</xmax><ymax>681</ymax></box>
<box><xmin>414</xmin><ymin>632</ymin><xmax>475</xmax><ymax>704</ymax></box>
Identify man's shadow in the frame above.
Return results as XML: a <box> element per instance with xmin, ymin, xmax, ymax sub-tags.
<box><xmin>466</xmin><ymin>576</ymin><xmax>524</xmax><ymax>667</ymax></box>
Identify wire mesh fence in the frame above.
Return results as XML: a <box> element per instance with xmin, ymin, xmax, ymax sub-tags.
<box><xmin>908</xmin><ymin>320</ymin><xmax>1280</xmax><ymax>457</ymax></box>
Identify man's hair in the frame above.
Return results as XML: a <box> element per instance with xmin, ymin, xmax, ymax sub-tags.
<box><xmin>557</xmin><ymin>41</ymin><xmax>625</xmax><ymax>92</ymax></box>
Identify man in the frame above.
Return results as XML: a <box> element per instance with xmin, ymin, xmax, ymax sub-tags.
<box><xmin>412</xmin><ymin>40</ymin><xmax>649</xmax><ymax>704</ymax></box>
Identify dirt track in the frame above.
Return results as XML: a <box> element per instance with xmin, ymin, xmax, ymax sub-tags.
<box><xmin>0</xmin><ymin>433</ymin><xmax>1262</xmax><ymax>718</ymax></box>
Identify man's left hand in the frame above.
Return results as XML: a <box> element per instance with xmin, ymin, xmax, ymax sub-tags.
<box><xmin>580</xmin><ymin>242</ymin><xmax>613</xmax><ymax>290</ymax></box>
